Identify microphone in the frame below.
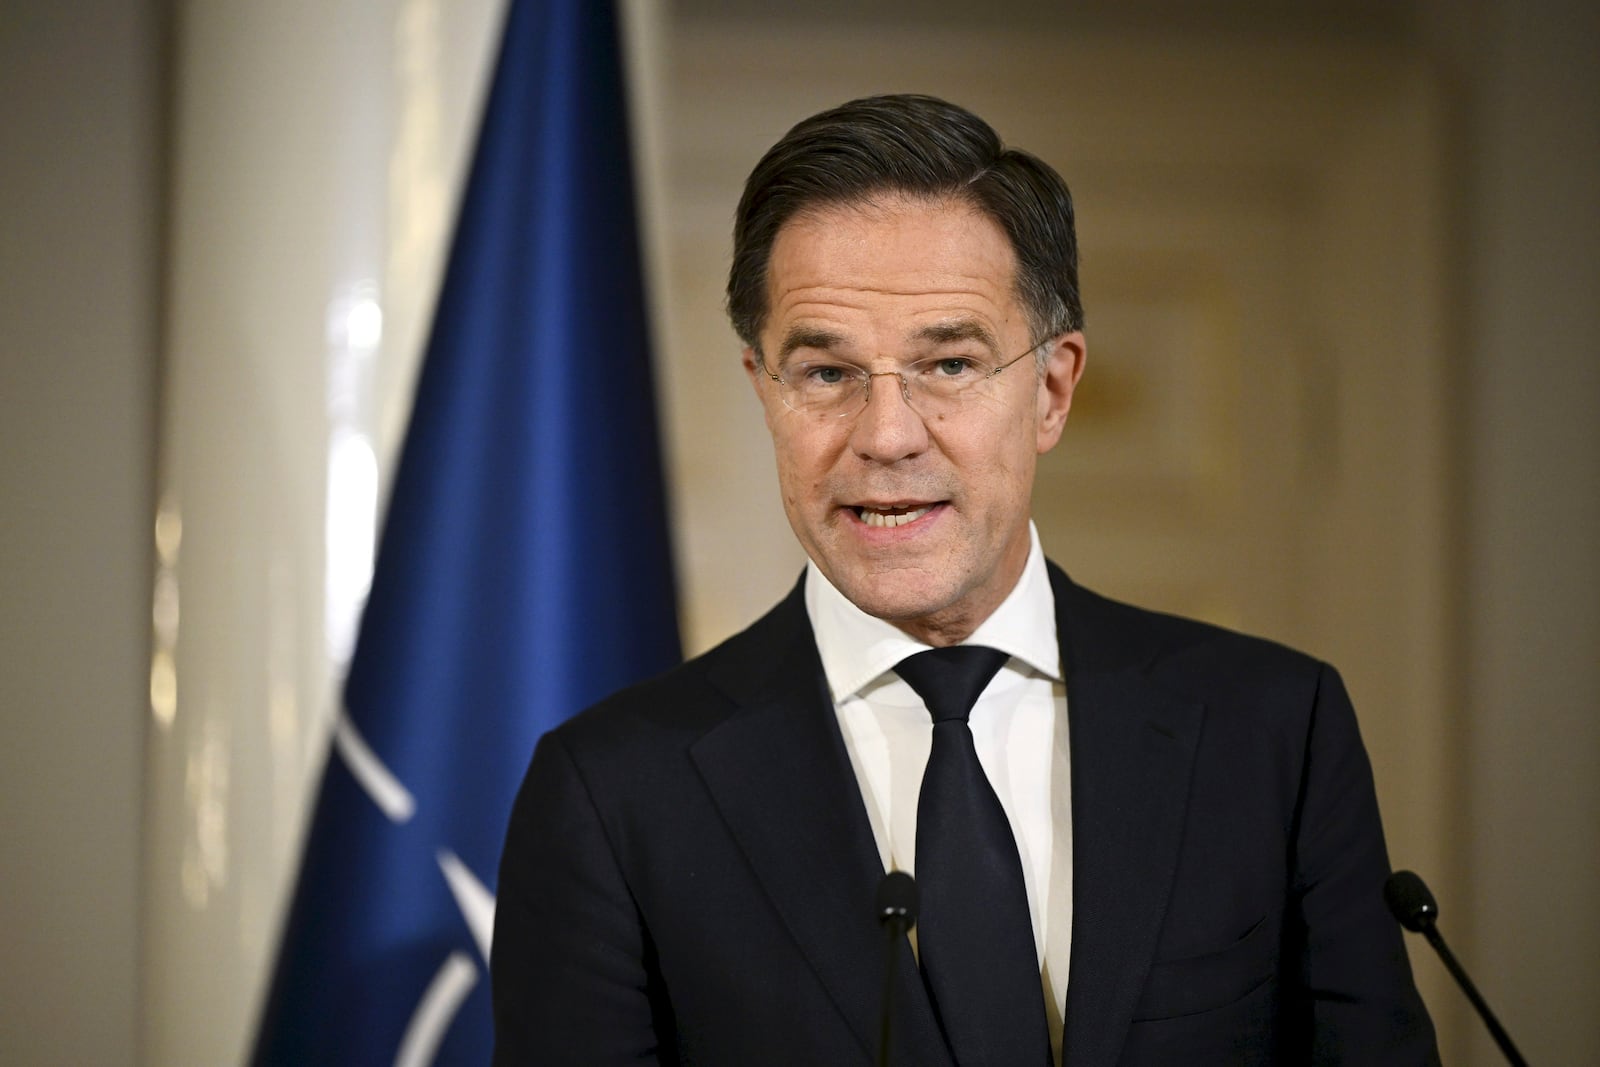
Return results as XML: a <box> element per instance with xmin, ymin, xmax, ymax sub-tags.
<box><xmin>1383</xmin><ymin>869</ymin><xmax>1440</xmax><ymax>933</ymax></box>
<box><xmin>1383</xmin><ymin>870</ymin><xmax>1528</xmax><ymax>1066</ymax></box>
<box><xmin>875</xmin><ymin>870</ymin><xmax>918</xmax><ymax>1067</ymax></box>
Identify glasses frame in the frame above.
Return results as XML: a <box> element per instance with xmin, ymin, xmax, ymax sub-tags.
<box><xmin>756</xmin><ymin>340</ymin><xmax>1044</xmax><ymax>420</ymax></box>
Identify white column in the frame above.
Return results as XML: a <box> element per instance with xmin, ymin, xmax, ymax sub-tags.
<box><xmin>141</xmin><ymin>2</ymin><xmax>501</xmax><ymax>1062</ymax></box>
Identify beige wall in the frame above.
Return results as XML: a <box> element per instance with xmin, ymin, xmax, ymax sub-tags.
<box><xmin>0</xmin><ymin>2</ymin><xmax>159</xmax><ymax>1063</ymax></box>
<box><xmin>1</xmin><ymin>1</ymin><xmax>1594</xmax><ymax>1064</ymax></box>
<box><xmin>1448</xmin><ymin>1</ymin><xmax>1600</xmax><ymax>1061</ymax></box>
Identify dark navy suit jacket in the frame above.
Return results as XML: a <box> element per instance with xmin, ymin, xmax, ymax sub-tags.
<box><xmin>491</xmin><ymin>564</ymin><xmax>1439</xmax><ymax>1065</ymax></box>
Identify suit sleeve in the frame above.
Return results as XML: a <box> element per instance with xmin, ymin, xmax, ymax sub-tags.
<box><xmin>491</xmin><ymin>730</ymin><xmax>676</xmax><ymax>1065</ymax></box>
<box><xmin>1287</xmin><ymin>664</ymin><xmax>1440</xmax><ymax>1065</ymax></box>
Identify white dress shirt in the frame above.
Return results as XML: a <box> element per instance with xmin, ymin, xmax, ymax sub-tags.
<box><xmin>805</xmin><ymin>522</ymin><xmax>1073</xmax><ymax>1057</ymax></box>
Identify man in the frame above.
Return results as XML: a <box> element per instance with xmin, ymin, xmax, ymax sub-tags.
<box><xmin>492</xmin><ymin>94</ymin><xmax>1438</xmax><ymax>1065</ymax></box>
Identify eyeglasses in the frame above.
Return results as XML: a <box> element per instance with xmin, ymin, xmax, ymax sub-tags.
<box><xmin>756</xmin><ymin>342</ymin><xmax>1041</xmax><ymax>419</ymax></box>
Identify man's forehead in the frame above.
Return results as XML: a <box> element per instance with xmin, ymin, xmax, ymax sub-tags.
<box><xmin>761</xmin><ymin>197</ymin><xmax>1023</xmax><ymax>345</ymax></box>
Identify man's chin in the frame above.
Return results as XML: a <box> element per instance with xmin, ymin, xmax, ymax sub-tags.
<box><xmin>829</xmin><ymin>574</ymin><xmax>960</xmax><ymax>632</ymax></box>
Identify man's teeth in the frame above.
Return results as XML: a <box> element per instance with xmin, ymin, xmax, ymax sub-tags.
<box><xmin>859</xmin><ymin>505</ymin><xmax>932</xmax><ymax>528</ymax></box>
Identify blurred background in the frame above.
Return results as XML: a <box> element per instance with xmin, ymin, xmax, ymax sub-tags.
<box><xmin>2</xmin><ymin>0</ymin><xmax>1595</xmax><ymax>1063</ymax></box>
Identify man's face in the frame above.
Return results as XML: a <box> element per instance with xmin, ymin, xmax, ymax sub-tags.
<box><xmin>744</xmin><ymin>196</ymin><xmax>1085</xmax><ymax>645</ymax></box>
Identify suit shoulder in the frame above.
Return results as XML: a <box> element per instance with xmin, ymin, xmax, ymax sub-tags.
<box><xmin>1091</xmin><ymin>584</ymin><xmax>1320</xmax><ymax>664</ymax></box>
<box><xmin>548</xmin><ymin>584</ymin><xmax>805</xmax><ymax>758</ymax></box>
<box><xmin>545</xmin><ymin>644</ymin><xmax>722</xmax><ymax>758</ymax></box>
<box><xmin>1057</xmin><ymin>573</ymin><xmax>1337</xmax><ymax>704</ymax></box>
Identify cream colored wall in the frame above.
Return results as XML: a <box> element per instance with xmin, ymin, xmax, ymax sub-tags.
<box><xmin>1445</xmin><ymin>2</ymin><xmax>1600</xmax><ymax>1062</ymax></box>
<box><xmin>0</xmin><ymin>2</ymin><xmax>158</xmax><ymax>1064</ymax></box>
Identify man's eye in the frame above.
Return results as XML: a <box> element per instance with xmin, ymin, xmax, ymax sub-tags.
<box><xmin>933</xmin><ymin>358</ymin><xmax>975</xmax><ymax>376</ymax></box>
<box><xmin>806</xmin><ymin>365</ymin><xmax>851</xmax><ymax>385</ymax></box>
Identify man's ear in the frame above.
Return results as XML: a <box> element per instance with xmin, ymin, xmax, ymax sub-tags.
<box><xmin>742</xmin><ymin>346</ymin><xmax>763</xmax><ymax>392</ymax></box>
<box><xmin>1035</xmin><ymin>332</ymin><xmax>1086</xmax><ymax>454</ymax></box>
<box><xmin>743</xmin><ymin>346</ymin><xmax>780</xmax><ymax>431</ymax></box>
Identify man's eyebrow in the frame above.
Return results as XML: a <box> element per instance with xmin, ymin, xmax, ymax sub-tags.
<box><xmin>776</xmin><ymin>326</ymin><xmax>848</xmax><ymax>360</ymax></box>
<box><xmin>910</xmin><ymin>320</ymin><xmax>1000</xmax><ymax>352</ymax></box>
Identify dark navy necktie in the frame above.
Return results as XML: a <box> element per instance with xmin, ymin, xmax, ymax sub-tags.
<box><xmin>896</xmin><ymin>645</ymin><xmax>1051</xmax><ymax>1067</ymax></box>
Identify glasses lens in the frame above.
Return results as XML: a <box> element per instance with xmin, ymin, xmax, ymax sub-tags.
<box><xmin>904</xmin><ymin>355</ymin><xmax>1002</xmax><ymax>414</ymax></box>
<box><xmin>778</xmin><ymin>361</ymin><xmax>863</xmax><ymax>416</ymax></box>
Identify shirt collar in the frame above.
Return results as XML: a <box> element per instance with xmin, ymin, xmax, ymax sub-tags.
<box><xmin>804</xmin><ymin>522</ymin><xmax>1063</xmax><ymax>703</ymax></box>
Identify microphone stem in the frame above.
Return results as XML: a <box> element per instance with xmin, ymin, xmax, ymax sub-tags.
<box><xmin>878</xmin><ymin>917</ymin><xmax>905</xmax><ymax>1067</ymax></box>
<box><xmin>1421</xmin><ymin>926</ymin><xmax>1528</xmax><ymax>1067</ymax></box>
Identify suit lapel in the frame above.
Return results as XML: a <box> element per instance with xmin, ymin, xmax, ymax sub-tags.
<box><xmin>689</xmin><ymin>581</ymin><xmax>952</xmax><ymax>1066</ymax></box>
<box><xmin>1051</xmin><ymin>566</ymin><xmax>1204</xmax><ymax>1066</ymax></box>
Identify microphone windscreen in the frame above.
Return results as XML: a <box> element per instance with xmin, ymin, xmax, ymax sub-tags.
<box><xmin>876</xmin><ymin>870</ymin><xmax>918</xmax><ymax>928</ymax></box>
<box><xmin>1384</xmin><ymin>869</ymin><xmax>1439</xmax><ymax>932</ymax></box>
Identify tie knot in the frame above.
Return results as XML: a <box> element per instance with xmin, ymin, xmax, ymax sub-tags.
<box><xmin>894</xmin><ymin>645</ymin><xmax>1010</xmax><ymax>723</ymax></box>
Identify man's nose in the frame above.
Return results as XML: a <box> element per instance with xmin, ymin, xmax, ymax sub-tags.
<box><xmin>864</xmin><ymin>370</ymin><xmax>913</xmax><ymax>407</ymax></box>
<box><xmin>849</xmin><ymin>371</ymin><xmax>928</xmax><ymax>462</ymax></box>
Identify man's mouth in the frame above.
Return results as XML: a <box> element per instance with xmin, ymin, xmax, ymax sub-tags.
<box><xmin>852</xmin><ymin>503</ymin><xmax>936</xmax><ymax>529</ymax></box>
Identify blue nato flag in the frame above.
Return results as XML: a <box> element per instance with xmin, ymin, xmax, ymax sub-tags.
<box><xmin>251</xmin><ymin>1</ymin><xmax>681</xmax><ymax>1062</ymax></box>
